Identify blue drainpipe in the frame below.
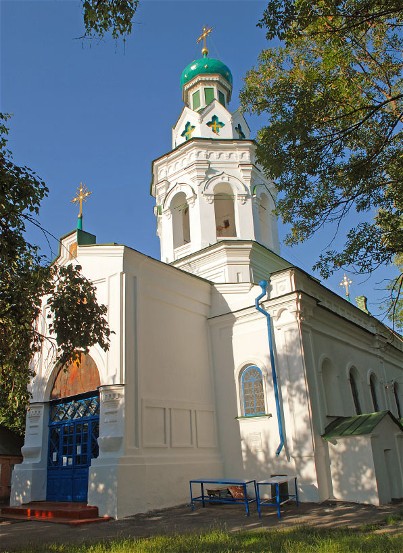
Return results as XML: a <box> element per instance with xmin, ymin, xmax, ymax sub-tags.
<box><xmin>255</xmin><ymin>280</ymin><xmax>284</xmax><ymax>456</ymax></box>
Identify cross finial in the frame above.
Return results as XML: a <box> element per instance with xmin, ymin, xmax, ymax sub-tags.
<box><xmin>340</xmin><ymin>273</ymin><xmax>353</xmax><ymax>301</ymax></box>
<box><xmin>72</xmin><ymin>182</ymin><xmax>92</xmax><ymax>230</ymax></box>
<box><xmin>197</xmin><ymin>25</ymin><xmax>213</xmax><ymax>57</ymax></box>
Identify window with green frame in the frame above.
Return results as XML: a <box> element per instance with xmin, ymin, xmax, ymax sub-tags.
<box><xmin>218</xmin><ymin>90</ymin><xmax>225</xmax><ymax>106</ymax></box>
<box><xmin>204</xmin><ymin>87</ymin><xmax>214</xmax><ymax>105</ymax></box>
<box><xmin>192</xmin><ymin>90</ymin><xmax>201</xmax><ymax>110</ymax></box>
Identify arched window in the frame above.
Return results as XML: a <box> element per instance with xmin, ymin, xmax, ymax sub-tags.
<box><xmin>394</xmin><ymin>382</ymin><xmax>402</xmax><ymax>419</ymax></box>
<box><xmin>171</xmin><ymin>192</ymin><xmax>190</xmax><ymax>249</ymax></box>
<box><xmin>349</xmin><ymin>368</ymin><xmax>362</xmax><ymax>415</ymax></box>
<box><xmin>321</xmin><ymin>359</ymin><xmax>342</xmax><ymax>416</ymax></box>
<box><xmin>370</xmin><ymin>373</ymin><xmax>380</xmax><ymax>412</ymax></box>
<box><xmin>240</xmin><ymin>365</ymin><xmax>265</xmax><ymax>416</ymax></box>
<box><xmin>258</xmin><ymin>193</ymin><xmax>270</xmax><ymax>245</ymax></box>
<box><xmin>214</xmin><ymin>183</ymin><xmax>236</xmax><ymax>238</ymax></box>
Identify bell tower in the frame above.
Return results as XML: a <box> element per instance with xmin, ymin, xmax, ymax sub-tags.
<box><xmin>151</xmin><ymin>29</ymin><xmax>280</xmax><ymax>283</ymax></box>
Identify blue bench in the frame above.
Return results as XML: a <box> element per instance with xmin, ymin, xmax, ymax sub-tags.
<box><xmin>256</xmin><ymin>475</ymin><xmax>298</xmax><ymax>519</ymax></box>
<box><xmin>189</xmin><ymin>478</ymin><xmax>257</xmax><ymax>516</ymax></box>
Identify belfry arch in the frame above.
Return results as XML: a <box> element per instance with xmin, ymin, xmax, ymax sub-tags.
<box><xmin>213</xmin><ymin>182</ymin><xmax>237</xmax><ymax>238</ymax></box>
<box><xmin>170</xmin><ymin>191</ymin><xmax>191</xmax><ymax>248</ymax></box>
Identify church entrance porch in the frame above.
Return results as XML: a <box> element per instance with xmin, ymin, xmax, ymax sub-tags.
<box><xmin>47</xmin><ymin>393</ymin><xmax>99</xmax><ymax>502</ymax></box>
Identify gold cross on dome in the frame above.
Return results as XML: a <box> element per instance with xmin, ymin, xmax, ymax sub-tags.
<box><xmin>340</xmin><ymin>273</ymin><xmax>352</xmax><ymax>297</ymax></box>
<box><xmin>197</xmin><ymin>25</ymin><xmax>213</xmax><ymax>55</ymax></box>
<box><xmin>72</xmin><ymin>182</ymin><xmax>92</xmax><ymax>217</ymax></box>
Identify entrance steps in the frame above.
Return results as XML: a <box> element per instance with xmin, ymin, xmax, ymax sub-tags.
<box><xmin>1</xmin><ymin>502</ymin><xmax>112</xmax><ymax>525</ymax></box>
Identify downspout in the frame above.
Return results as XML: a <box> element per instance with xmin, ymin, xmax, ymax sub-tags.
<box><xmin>255</xmin><ymin>279</ymin><xmax>284</xmax><ymax>456</ymax></box>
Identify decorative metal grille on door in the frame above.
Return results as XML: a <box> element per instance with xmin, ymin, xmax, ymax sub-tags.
<box><xmin>47</xmin><ymin>393</ymin><xmax>99</xmax><ymax>502</ymax></box>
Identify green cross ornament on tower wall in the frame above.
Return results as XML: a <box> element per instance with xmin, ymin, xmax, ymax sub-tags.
<box><xmin>207</xmin><ymin>114</ymin><xmax>225</xmax><ymax>135</ymax></box>
<box><xmin>181</xmin><ymin>121</ymin><xmax>196</xmax><ymax>141</ymax></box>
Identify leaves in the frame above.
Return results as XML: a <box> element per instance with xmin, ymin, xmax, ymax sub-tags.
<box><xmin>0</xmin><ymin>116</ymin><xmax>111</xmax><ymax>434</ymax></box>
<box><xmin>386</xmin><ymin>255</ymin><xmax>403</xmax><ymax>331</ymax></box>
<box><xmin>47</xmin><ymin>264</ymin><xmax>112</xmax><ymax>367</ymax></box>
<box><xmin>0</xmin><ymin>2</ymin><xmax>136</xmax><ymax>434</ymax></box>
<box><xmin>0</xmin><ymin>114</ymin><xmax>50</xmax><ymax>433</ymax></box>
<box><xmin>241</xmin><ymin>1</ymin><xmax>403</xmax><ymax>288</ymax></box>
<box><xmin>82</xmin><ymin>0</ymin><xmax>138</xmax><ymax>39</ymax></box>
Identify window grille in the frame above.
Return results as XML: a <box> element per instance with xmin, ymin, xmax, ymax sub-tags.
<box><xmin>50</xmin><ymin>395</ymin><xmax>99</xmax><ymax>423</ymax></box>
<box><xmin>241</xmin><ymin>366</ymin><xmax>265</xmax><ymax>416</ymax></box>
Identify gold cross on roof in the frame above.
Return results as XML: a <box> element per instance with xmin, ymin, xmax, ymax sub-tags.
<box><xmin>340</xmin><ymin>273</ymin><xmax>352</xmax><ymax>297</ymax></box>
<box><xmin>197</xmin><ymin>25</ymin><xmax>213</xmax><ymax>56</ymax></box>
<box><xmin>72</xmin><ymin>182</ymin><xmax>92</xmax><ymax>217</ymax></box>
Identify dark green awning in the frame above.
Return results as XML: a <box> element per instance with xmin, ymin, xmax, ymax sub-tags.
<box><xmin>323</xmin><ymin>411</ymin><xmax>403</xmax><ymax>440</ymax></box>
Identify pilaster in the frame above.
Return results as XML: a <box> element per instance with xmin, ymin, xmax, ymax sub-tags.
<box><xmin>11</xmin><ymin>403</ymin><xmax>49</xmax><ymax>505</ymax></box>
<box><xmin>88</xmin><ymin>384</ymin><xmax>125</xmax><ymax>518</ymax></box>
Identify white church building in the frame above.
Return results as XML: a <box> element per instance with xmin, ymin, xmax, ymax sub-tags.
<box><xmin>11</xmin><ymin>42</ymin><xmax>403</xmax><ymax>519</ymax></box>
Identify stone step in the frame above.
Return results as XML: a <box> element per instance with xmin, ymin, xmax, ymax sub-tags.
<box><xmin>1</xmin><ymin>502</ymin><xmax>111</xmax><ymax>525</ymax></box>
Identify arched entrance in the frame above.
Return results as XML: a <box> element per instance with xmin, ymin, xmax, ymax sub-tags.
<box><xmin>47</xmin><ymin>354</ymin><xmax>100</xmax><ymax>502</ymax></box>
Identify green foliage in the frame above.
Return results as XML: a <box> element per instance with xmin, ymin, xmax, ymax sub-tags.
<box><xmin>82</xmin><ymin>1</ymin><xmax>138</xmax><ymax>39</ymax></box>
<box><xmin>0</xmin><ymin>117</ymin><xmax>111</xmax><ymax>434</ymax></box>
<box><xmin>47</xmin><ymin>264</ymin><xmax>112</xmax><ymax>366</ymax></box>
<box><xmin>0</xmin><ymin>1</ymin><xmax>133</xmax><ymax>434</ymax></box>
<box><xmin>6</xmin><ymin>525</ymin><xmax>403</xmax><ymax>552</ymax></box>
<box><xmin>0</xmin><ymin>114</ymin><xmax>50</xmax><ymax>433</ymax></box>
<box><xmin>385</xmin><ymin>255</ymin><xmax>403</xmax><ymax>330</ymax></box>
<box><xmin>259</xmin><ymin>1</ymin><xmax>403</xmax><ymax>41</ymax></box>
<box><xmin>241</xmin><ymin>1</ymin><xmax>403</xmax><ymax>293</ymax></box>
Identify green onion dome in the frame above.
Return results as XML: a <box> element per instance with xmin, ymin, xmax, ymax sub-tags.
<box><xmin>180</xmin><ymin>56</ymin><xmax>233</xmax><ymax>88</ymax></box>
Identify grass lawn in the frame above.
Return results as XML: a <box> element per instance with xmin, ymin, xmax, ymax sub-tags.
<box><xmin>5</xmin><ymin>523</ymin><xmax>402</xmax><ymax>553</ymax></box>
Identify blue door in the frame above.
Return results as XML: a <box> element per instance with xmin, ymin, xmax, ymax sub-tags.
<box><xmin>47</xmin><ymin>393</ymin><xmax>99</xmax><ymax>502</ymax></box>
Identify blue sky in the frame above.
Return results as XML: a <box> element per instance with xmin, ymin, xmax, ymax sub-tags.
<box><xmin>1</xmin><ymin>0</ymin><xmax>397</xmax><ymax>319</ymax></box>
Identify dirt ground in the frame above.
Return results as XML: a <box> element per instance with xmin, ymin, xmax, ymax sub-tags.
<box><xmin>1</xmin><ymin>500</ymin><xmax>402</xmax><ymax>552</ymax></box>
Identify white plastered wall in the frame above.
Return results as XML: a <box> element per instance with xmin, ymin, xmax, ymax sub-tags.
<box><xmin>289</xmin><ymin>268</ymin><xmax>403</xmax><ymax>505</ymax></box>
<box><xmin>11</xmin><ymin>240</ymin><xmax>126</xmax><ymax>507</ymax></box>
<box><xmin>208</xmin><ymin>278</ymin><xmax>322</xmax><ymax>503</ymax></box>
<box><xmin>92</xmin><ymin>248</ymin><xmax>223</xmax><ymax>518</ymax></box>
<box><xmin>327</xmin><ymin>417</ymin><xmax>403</xmax><ymax>505</ymax></box>
<box><xmin>152</xmin><ymin>139</ymin><xmax>279</xmax><ymax>270</ymax></box>
<box><xmin>328</xmin><ymin>436</ymin><xmax>377</xmax><ymax>504</ymax></box>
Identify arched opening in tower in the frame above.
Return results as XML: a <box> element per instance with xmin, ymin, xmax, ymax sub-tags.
<box><xmin>171</xmin><ymin>192</ymin><xmax>190</xmax><ymax>249</ymax></box>
<box><xmin>214</xmin><ymin>183</ymin><xmax>236</xmax><ymax>238</ymax></box>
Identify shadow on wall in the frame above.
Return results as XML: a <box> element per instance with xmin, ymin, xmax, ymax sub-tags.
<box><xmin>210</xmin><ymin>290</ymin><xmax>323</xmax><ymax>502</ymax></box>
<box><xmin>233</xmin><ymin>312</ymin><xmax>400</xmax><ymax>506</ymax></box>
<box><xmin>327</xmin><ymin>436</ymin><xmax>379</xmax><ymax>504</ymax></box>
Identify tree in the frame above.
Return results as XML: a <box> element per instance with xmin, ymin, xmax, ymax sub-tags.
<box><xmin>82</xmin><ymin>1</ymin><xmax>138</xmax><ymax>39</ymax></box>
<box><xmin>0</xmin><ymin>1</ymin><xmax>137</xmax><ymax>434</ymax></box>
<box><xmin>0</xmin><ymin>116</ymin><xmax>112</xmax><ymax>434</ymax></box>
<box><xmin>386</xmin><ymin>255</ymin><xmax>403</xmax><ymax>331</ymax></box>
<box><xmin>241</xmin><ymin>1</ymin><xmax>403</xmax><ymax>297</ymax></box>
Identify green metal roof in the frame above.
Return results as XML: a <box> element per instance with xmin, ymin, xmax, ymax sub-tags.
<box><xmin>323</xmin><ymin>411</ymin><xmax>403</xmax><ymax>440</ymax></box>
<box><xmin>180</xmin><ymin>56</ymin><xmax>233</xmax><ymax>88</ymax></box>
<box><xmin>77</xmin><ymin>229</ymin><xmax>96</xmax><ymax>246</ymax></box>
